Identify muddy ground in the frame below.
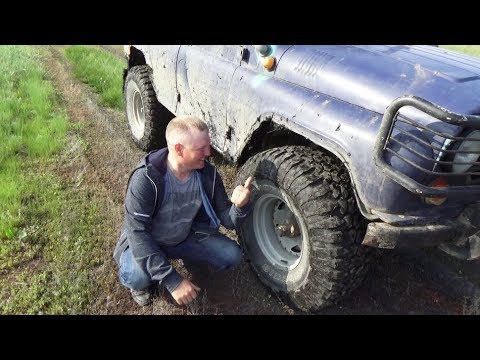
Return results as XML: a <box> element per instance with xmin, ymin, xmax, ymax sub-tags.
<box><xmin>40</xmin><ymin>45</ymin><xmax>480</xmax><ymax>315</ymax></box>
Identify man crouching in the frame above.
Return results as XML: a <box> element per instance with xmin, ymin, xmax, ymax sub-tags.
<box><xmin>113</xmin><ymin>115</ymin><xmax>253</xmax><ymax>306</ymax></box>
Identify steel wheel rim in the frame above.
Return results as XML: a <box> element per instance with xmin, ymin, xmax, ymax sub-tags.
<box><xmin>127</xmin><ymin>83</ymin><xmax>145</xmax><ymax>140</ymax></box>
<box><xmin>253</xmin><ymin>192</ymin><xmax>303</xmax><ymax>270</ymax></box>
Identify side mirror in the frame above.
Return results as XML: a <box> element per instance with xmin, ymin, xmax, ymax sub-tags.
<box><xmin>254</xmin><ymin>45</ymin><xmax>272</xmax><ymax>56</ymax></box>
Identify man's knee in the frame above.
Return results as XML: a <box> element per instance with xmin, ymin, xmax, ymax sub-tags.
<box><xmin>220</xmin><ymin>241</ymin><xmax>243</xmax><ymax>270</ymax></box>
<box><xmin>119</xmin><ymin>267</ymin><xmax>152</xmax><ymax>290</ymax></box>
<box><xmin>119</xmin><ymin>249</ymin><xmax>152</xmax><ymax>290</ymax></box>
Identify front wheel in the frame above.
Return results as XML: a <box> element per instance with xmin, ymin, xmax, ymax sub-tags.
<box><xmin>124</xmin><ymin>65</ymin><xmax>173</xmax><ymax>151</ymax></box>
<box><xmin>237</xmin><ymin>146</ymin><xmax>370</xmax><ymax>312</ymax></box>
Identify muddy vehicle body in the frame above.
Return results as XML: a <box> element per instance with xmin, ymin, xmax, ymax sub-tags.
<box><xmin>122</xmin><ymin>45</ymin><xmax>480</xmax><ymax>312</ymax></box>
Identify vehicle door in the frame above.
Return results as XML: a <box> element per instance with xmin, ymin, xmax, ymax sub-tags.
<box><xmin>175</xmin><ymin>45</ymin><xmax>241</xmax><ymax>152</ymax></box>
<box><xmin>143</xmin><ymin>45</ymin><xmax>181</xmax><ymax>113</ymax></box>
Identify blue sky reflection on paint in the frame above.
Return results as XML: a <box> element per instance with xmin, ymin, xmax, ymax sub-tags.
<box><xmin>250</xmin><ymin>74</ymin><xmax>270</xmax><ymax>88</ymax></box>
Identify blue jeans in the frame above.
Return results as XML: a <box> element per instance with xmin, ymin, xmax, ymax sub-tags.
<box><xmin>119</xmin><ymin>231</ymin><xmax>243</xmax><ymax>291</ymax></box>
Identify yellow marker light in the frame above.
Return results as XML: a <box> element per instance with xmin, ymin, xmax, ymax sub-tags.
<box><xmin>262</xmin><ymin>56</ymin><xmax>275</xmax><ymax>70</ymax></box>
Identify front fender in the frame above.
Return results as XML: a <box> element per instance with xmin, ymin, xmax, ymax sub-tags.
<box><xmin>227</xmin><ymin>70</ymin><xmax>391</xmax><ymax>218</ymax></box>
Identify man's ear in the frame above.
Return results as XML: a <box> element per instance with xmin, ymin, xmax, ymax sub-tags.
<box><xmin>174</xmin><ymin>143</ymin><xmax>183</xmax><ymax>156</ymax></box>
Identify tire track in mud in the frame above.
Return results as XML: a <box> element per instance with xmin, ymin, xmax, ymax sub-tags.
<box><xmin>44</xmin><ymin>45</ymin><xmax>143</xmax><ymax>203</ymax></box>
<box><xmin>41</xmin><ymin>45</ymin><xmax>147</xmax><ymax>314</ymax></box>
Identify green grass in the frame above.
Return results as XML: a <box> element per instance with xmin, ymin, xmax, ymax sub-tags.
<box><xmin>441</xmin><ymin>45</ymin><xmax>480</xmax><ymax>57</ymax></box>
<box><xmin>0</xmin><ymin>46</ymin><xmax>108</xmax><ymax>314</ymax></box>
<box><xmin>0</xmin><ymin>46</ymin><xmax>67</xmax><ymax>239</ymax></box>
<box><xmin>64</xmin><ymin>45</ymin><xmax>126</xmax><ymax>110</ymax></box>
<box><xmin>1</xmin><ymin>168</ymin><xmax>108</xmax><ymax>314</ymax></box>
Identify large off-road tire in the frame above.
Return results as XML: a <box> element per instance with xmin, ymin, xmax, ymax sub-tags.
<box><xmin>237</xmin><ymin>146</ymin><xmax>370</xmax><ymax>312</ymax></box>
<box><xmin>124</xmin><ymin>65</ymin><xmax>172</xmax><ymax>152</ymax></box>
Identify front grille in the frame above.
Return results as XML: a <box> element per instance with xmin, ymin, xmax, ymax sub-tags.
<box><xmin>373</xmin><ymin>96</ymin><xmax>480</xmax><ymax>197</ymax></box>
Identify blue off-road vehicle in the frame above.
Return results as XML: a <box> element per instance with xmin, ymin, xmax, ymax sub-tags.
<box><xmin>122</xmin><ymin>45</ymin><xmax>480</xmax><ymax>312</ymax></box>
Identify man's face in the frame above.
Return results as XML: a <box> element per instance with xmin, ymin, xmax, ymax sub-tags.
<box><xmin>180</xmin><ymin>129</ymin><xmax>211</xmax><ymax>170</ymax></box>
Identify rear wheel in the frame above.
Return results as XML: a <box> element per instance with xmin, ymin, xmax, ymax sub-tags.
<box><xmin>124</xmin><ymin>65</ymin><xmax>173</xmax><ymax>151</ymax></box>
<box><xmin>237</xmin><ymin>146</ymin><xmax>370</xmax><ymax>312</ymax></box>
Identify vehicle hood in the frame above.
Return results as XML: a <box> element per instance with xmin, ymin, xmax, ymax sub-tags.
<box><xmin>274</xmin><ymin>45</ymin><xmax>480</xmax><ymax>116</ymax></box>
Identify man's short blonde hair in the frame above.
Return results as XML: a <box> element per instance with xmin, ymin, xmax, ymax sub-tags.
<box><xmin>165</xmin><ymin>115</ymin><xmax>208</xmax><ymax>146</ymax></box>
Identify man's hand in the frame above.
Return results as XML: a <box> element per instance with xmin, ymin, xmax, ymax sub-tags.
<box><xmin>231</xmin><ymin>176</ymin><xmax>253</xmax><ymax>208</ymax></box>
<box><xmin>171</xmin><ymin>279</ymin><xmax>201</xmax><ymax>305</ymax></box>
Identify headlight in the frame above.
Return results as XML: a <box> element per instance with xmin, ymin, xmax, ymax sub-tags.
<box><xmin>452</xmin><ymin>130</ymin><xmax>480</xmax><ymax>173</ymax></box>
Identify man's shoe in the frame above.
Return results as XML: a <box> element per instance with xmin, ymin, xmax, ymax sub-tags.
<box><xmin>130</xmin><ymin>288</ymin><xmax>151</xmax><ymax>306</ymax></box>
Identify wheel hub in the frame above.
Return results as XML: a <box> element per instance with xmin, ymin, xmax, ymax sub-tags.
<box><xmin>253</xmin><ymin>193</ymin><xmax>303</xmax><ymax>270</ymax></box>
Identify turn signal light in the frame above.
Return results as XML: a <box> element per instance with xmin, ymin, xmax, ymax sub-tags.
<box><xmin>425</xmin><ymin>177</ymin><xmax>448</xmax><ymax>206</ymax></box>
<box><xmin>262</xmin><ymin>56</ymin><xmax>275</xmax><ymax>70</ymax></box>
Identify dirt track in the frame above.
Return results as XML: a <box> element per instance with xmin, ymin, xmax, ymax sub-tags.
<box><xmin>41</xmin><ymin>45</ymin><xmax>480</xmax><ymax>314</ymax></box>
